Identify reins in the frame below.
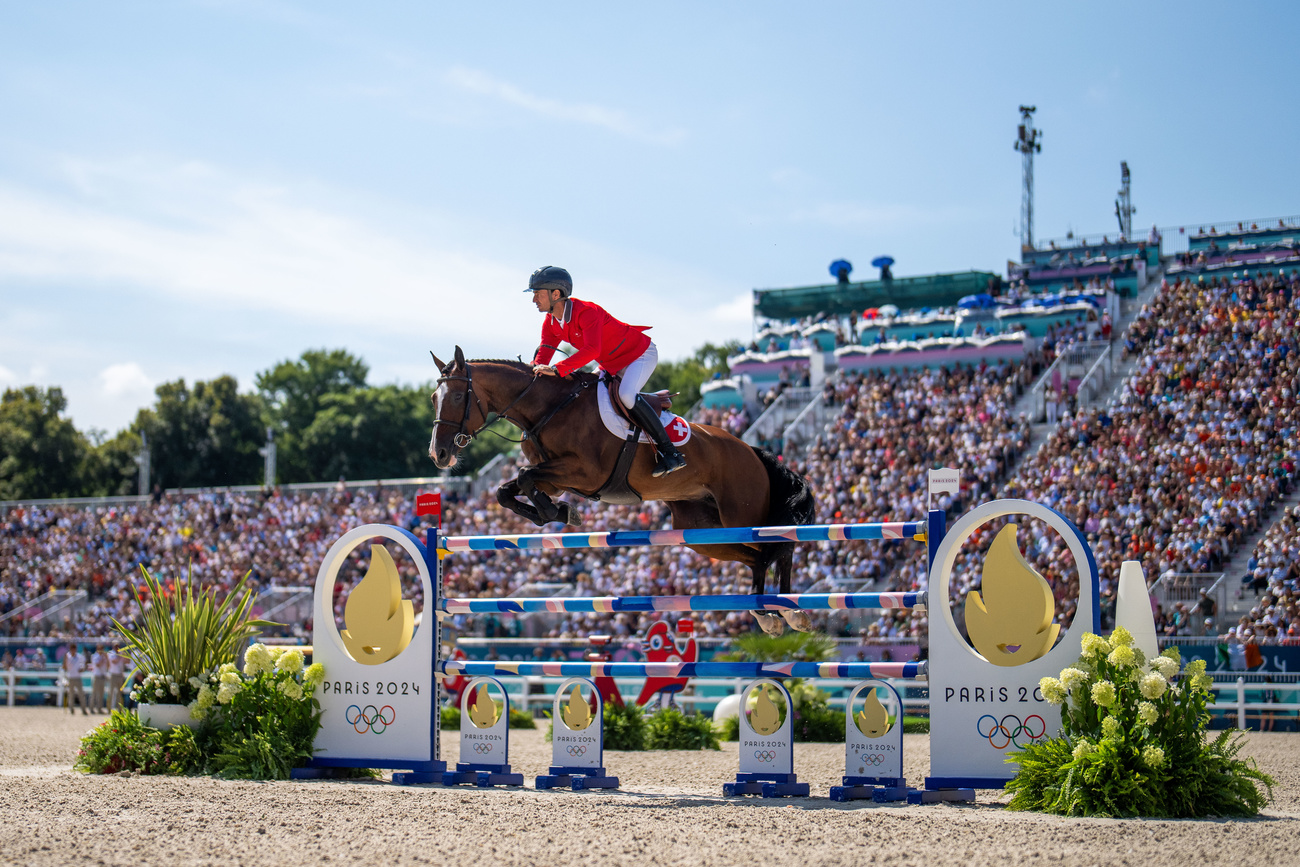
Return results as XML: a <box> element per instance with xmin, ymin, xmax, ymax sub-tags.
<box><xmin>434</xmin><ymin>361</ymin><xmax>586</xmax><ymax>461</ymax></box>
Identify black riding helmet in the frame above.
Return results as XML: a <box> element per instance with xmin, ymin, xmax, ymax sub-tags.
<box><xmin>527</xmin><ymin>265</ymin><xmax>573</xmax><ymax>298</ymax></box>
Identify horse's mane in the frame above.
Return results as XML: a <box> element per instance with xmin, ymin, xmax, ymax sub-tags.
<box><xmin>467</xmin><ymin>358</ymin><xmax>598</xmax><ymax>383</ymax></box>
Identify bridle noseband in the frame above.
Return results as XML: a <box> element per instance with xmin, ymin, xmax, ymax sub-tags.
<box><xmin>433</xmin><ymin>367</ymin><xmax>485</xmax><ymax>450</ymax></box>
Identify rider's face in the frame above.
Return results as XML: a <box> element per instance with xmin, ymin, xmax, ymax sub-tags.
<box><xmin>532</xmin><ymin>288</ymin><xmax>557</xmax><ymax>314</ymax></box>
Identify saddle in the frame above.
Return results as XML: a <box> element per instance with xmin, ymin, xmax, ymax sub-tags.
<box><xmin>584</xmin><ymin>375</ymin><xmax>676</xmax><ymax>506</ymax></box>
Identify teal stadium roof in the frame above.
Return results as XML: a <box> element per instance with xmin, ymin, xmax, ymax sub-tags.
<box><xmin>753</xmin><ymin>270</ymin><xmax>1001</xmax><ymax>320</ymax></box>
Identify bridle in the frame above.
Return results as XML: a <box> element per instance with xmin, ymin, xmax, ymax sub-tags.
<box><xmin>433</xmin><ymin>362</ymin><xmax>545</xmax><ymax>451</ymax></box>
<box><xmin>432</xmin><ymin>366</ymin><xmax>486</xmax><ymax>450</ymax></box>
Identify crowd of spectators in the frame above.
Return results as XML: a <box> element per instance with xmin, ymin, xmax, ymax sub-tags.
<box><xmin>995</xmin><ymin>274</ymin><xmax>1298</xmax><ymax>645</ymax></box>
<box><xmin>3</xmin><ymin>272</ymin><xmax>1298</xmax><ymax>667</ymax></box>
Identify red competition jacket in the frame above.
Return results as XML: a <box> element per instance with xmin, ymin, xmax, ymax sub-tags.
<box><xmin>532</xmin><ymin>298</ymin><xmax>651</xmax><ymax>377</ymax></box>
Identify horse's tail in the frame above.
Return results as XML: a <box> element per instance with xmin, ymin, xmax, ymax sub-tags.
<box><xmin>751</xmin><ymin>446</ymin><xmax>815</xmax><ymax>527</ymax></box>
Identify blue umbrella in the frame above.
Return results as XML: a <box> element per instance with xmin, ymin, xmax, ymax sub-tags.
<box><xmin>828</xmin><ymin>259</ymin><xmax>853</xmax><ymax>280</ymax></box>
<box><xmin>871</xmin><ymin>256</ymin><xmax>895</xmax><ymax>269</ymax></box>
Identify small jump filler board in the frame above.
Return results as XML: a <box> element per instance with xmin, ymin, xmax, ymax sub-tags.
<box><xmin>441</xmin><ymin>677</ymin><xmax>523</xmax><ymax>787</ymax></box>
<box><xmin>829</xmin><ymin>679</ymin><xmax>910</xmax><ymax>803</ymax></box>
<box><xmin>723</xmin><ymin>679</ymin><xmax>809</xmax><ymax>798</ymax></box>
<box><xmin>535</xmin><ymin>677</ymin><xmax>619</xmax><ymax>791</ymax></box>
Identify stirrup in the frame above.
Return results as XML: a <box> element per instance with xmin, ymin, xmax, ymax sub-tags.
<box><xmin>652</xmin><ymin>451</ymin><xmax>686</xmax><ymax>478</ymax></box>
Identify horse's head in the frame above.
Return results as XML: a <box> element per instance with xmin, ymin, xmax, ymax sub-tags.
<box><xmin>428</xmin><ymin>345</ymin><xmax>482</xmax><ymax>469</ymax></box>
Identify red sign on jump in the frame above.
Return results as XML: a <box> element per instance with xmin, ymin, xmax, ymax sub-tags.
<box><xmin>415</xmin><ymin>492</ymin><xmax>442</xmax><ymax>519</ymax></box>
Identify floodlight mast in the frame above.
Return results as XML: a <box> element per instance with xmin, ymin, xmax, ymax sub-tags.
<box><xmin>1115</xmin><ymin>161</ymin><xmax>1134</xmax><ymax>240</ymax></box>
<box><xmin>1014</xmin><ymin>105</ymin><xmax>1042</xmax><ymax>251</ymax></box>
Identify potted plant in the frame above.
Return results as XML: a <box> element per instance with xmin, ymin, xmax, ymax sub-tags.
<box><xmin>112</xmin><ymin>566</ymin><xmax>269</xmax><ymax>730</ymax></box>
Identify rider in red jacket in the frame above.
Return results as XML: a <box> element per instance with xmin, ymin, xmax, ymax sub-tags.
<box><xmin>529</xmin><ymin>266</ymin><xmax>686</xmax><ymax>477</ymax></box>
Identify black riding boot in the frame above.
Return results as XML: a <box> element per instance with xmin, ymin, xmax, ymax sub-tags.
<box><xmin>628</xmin><ymin>395</ymin><xmax>687</xmax><ymax>477</ymax></box>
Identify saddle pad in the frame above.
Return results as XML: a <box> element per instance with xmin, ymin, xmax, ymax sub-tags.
<box><xmin>597</xmin><ymin>381</ymin><xmax>691</xmax><ymax>446</ymax></box>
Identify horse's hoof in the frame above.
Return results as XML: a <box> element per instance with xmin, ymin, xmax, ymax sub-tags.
<box><xmin>781</xmin><ymin>610</ymin><xmax>815</xmax><ymax>633</ymax></box>
<box><xmin>753</xmin><ymin>612</ymin><xmax>785</xmax><ymax>637</ymax></box>
<box><xmin>557</xmin><ymin>503</ymin><xmax>583</xmax><ymax>527</ymax></box>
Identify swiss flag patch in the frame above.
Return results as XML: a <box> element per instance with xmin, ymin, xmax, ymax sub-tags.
<box><xmin>665</xmin><ymin>415</ymin><xmax>691</xmax><ymax>447</ymax></box>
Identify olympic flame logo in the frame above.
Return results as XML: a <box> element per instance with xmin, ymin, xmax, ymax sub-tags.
<box><xmin>976</xmin><ymin>714</ymin><xmax>1045</xmax><ymax>749</ymax></box>
<box><xmin>346</xmin><ymin>704</ymin><xmax>395</xmax><ymax>735</ymax></box>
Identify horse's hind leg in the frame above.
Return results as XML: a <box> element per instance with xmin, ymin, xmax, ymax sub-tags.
<box><xmin>773</xmin><ymin>544</ymin><xmax>813</xmax><ymax>632</ymax></box>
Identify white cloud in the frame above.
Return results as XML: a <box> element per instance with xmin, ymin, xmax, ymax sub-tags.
<box><xmin>711</xmin><ymin>292</ymin><xmax>754</xmax><ymax>324</ymax></box>
<box><xmin>98</xmin><ymin>362</ymin><xmax>154</xmax><ymax>400</ymax></box>
<box><xmin>445</xmin><ymin>66</ymin><xmax>687</xmax><ymax>146</ymax></box>
<box><xmin>0</xmin><ymin>364</ymin><xmax>15</xmax><ymax>386</ymax></box>
<box><xmin>0</xmin><ymin>157</ymin><xmax>537</xmax><ymax>351</ymax></box>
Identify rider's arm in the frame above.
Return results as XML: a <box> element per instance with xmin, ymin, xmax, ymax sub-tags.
<box><xmin>554</xmin><ymin>304</ymin><xmax>604</xmax><ymax>376</ymax></box>
<box><xmin>532</xmin><ymin>317</ymin><xmax>562</xmax><ymax>366</ymax></box>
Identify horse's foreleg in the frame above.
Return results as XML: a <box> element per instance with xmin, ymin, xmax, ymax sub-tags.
<box><xmin>514</xmin><ymin>469</ymin><xmax>568</xmax><ymax>527</ymax></box>
<box><xmin>497</xmin><ymin>479</ymin><xmax>545</xmax><ymax>525</ymax></box>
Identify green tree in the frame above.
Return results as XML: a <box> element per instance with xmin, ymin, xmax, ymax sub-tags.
<box><xmin>82</xmin><ymin>428</ymin><xmax>145</xmax><ymax>497</ymax></box>
<box><xmin>0</xmin><ymin>386</ymin><xmax>89</xmax><ymax>499</ymax></box>
<box><xmin>646</xmin><ymin>340</ymin><xmax>742</xmax><ymax>408</ymax></box>
<box><xmin>135</xmin><ymin>375</ymin><xmax>264</xmax><ymax>489</ymax></box>
<box><xmin>256</xmin><ymin>349</ymin><xmax>369</xmax><ymax>482</ymax></box>
<box><xmin>297</xmin><ymin>383</ymin><xmax>438</xmax><ymax>481</ymax></box>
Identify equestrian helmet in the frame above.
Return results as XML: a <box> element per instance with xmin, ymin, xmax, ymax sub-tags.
<box><xmin>527</xmin><ymin>266</ymin><xmax>573</xmax><ymax>298</ymax></box>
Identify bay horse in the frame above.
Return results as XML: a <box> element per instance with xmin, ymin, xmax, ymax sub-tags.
<box><xmin>427</xmin><ymin>346</ymin><xmax>816</xmax><ymax>635</ymax></box>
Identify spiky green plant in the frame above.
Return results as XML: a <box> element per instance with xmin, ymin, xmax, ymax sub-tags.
<box><xmin>713</xmin><ymin>630</ymin><xmax>837</xmax><ymax>663</ymax></box>
<box><xmin>112</xmin><ymin>566</ymin><xmax>272</xmax><ymax>705</ymax></box>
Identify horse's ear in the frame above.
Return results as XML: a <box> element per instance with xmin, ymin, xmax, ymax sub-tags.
<box><xmin>454</xmin><ymin>345</ymin><xmax>465</xmax><ymax>367</ymax></box>
<box><xmin>430</xmin><ymin>351</ymin><xmax>446</xmax><ymax>374</ymax></box>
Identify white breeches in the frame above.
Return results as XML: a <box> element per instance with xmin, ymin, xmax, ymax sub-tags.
<box><xmin>616</xmin><ymin>341</ymin><xmax>657</xmax><ymax>408</ymax></box>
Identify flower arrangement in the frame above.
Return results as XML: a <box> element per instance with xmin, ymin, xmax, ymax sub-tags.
<box><xmin>1006</xmin><ymin>626</ymin><xmax>1274</xmax><ymax>817</ymax></box>
<box><xmin>78</xmin><ymin>643</ymin><xmax>326</xmax><ymax>780</ymax></box>
<box><xmin>114</xmin><ymin>566</ymin><xmax>270</xmax><ymax>705</ymax></box>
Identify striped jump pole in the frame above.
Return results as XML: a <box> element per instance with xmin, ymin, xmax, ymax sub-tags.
<box><xmin>438</xmin><ymin>659</ymin><xmax>927</xmax><ymax>681</ymax></box>
<box><xmin>439</xmin><ymin>520</ymin><xmax>927</xmax><ymax>552</ymax></box>
<box><xmin>439</xmin><ymin>590</ymin><xmax>925</xmax><ymax>615</ymax></box>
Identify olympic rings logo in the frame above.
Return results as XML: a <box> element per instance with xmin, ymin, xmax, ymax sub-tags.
<box><xmin>753</xmin><ymin>750</ymin><xmax>777</xmax><ymax>762</ymax></box>
<box><xmin>566</xmin><ymin>745</ymin><xmax>588</xmax><ymax>757</ymax></box>
<box><xmin>346</xmin><ymin>705</ymin><xmax>395</xmax><ymax>735</ymax></box>
<box><xmin>473</xmin><ymin>743</ymin><xmax>494</xmax><ymax>754</ymax></box>
<box><xmin>859</xmin><ymin>754</ymin><xmax>886</xmax><ymax>766</ymax></box>
<box><xmin>976</xmin><ymin>714</ymin><xmax>1046</xmax><ymax>749</ymax></box>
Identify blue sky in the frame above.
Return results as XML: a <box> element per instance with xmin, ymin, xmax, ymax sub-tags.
<box><xmin>2</xmin><ymin>1</ymin><xmax>1298</xmax><ymax>434</ymax></box>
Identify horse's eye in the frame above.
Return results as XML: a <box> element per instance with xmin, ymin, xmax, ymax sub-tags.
<box><xmin>452</xmin><ymin>393</ymin><xmax>463</xmax><ymax>403</ymax></box>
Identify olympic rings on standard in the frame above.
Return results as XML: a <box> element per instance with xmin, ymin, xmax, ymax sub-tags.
<box><xmin>976</xmin><ymin>713</ymin><xmax>1046</xmax><ymax>749</ymax></box>
<box><xmin>860</xmin><ymin>753</ymin><xmax>886</xmax><ymax>766</ymax></box>
<box><xmin>473</xmin><ymin>743</ymin><xmax>494</xmax><ymax>754</ymax></box>
<box><xmin>753</xmin><ymin>750</ymin><xmax>777</xmax><ymax>762</ymax></box>
<box><xmin>346</xmin><ymin>704</ymin><xmax>396</xmax><ymax>734</ymax></box>
<box><xmin>566</xmin><ymin>745</ymin><xmax>588</xmax><ymax>757</ymax></box>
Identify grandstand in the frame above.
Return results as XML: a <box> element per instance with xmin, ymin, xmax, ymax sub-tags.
<box><xmin>3</xmin><ymin>215</ymin><xmax>1298</xmax><ymax>730</ymax></box>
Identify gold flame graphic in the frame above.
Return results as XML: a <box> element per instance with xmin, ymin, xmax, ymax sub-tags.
<box><xmin>750</xmin><ymin>685</ymin><xmax>781</xmax><ymax>736</ymax></box>
<box><xmin>467</xmin><ymin>685</ymin><xmax>499</xmax><ymax>729</ymax></box>
<box><xmin>964</xmin><ymin>524</ymin><xmax>1060</xmax><ymax>667</ymax></box>
<box><xmin>854</xmin><ymin>688</ymin><xmax>891</xmax><ymax>738</ymax></box>
<box><xmin>340</xmin><ymin>545</ymin><xmax>414</xmax><ymax>665</ymax></box>
<box><xmin>561</xmin><ymin>685</ymin><xmax>593</xmax><ymax>731</ymax></box>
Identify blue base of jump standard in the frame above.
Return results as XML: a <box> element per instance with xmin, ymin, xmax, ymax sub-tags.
<box><xmin>441</xmin><ymin>762</ymin><xmax>524</xmax><ymax>788</ymax></box>
<box><xmin>828</xmin><ymin>776</ymin><xmax>912</xmax><ymax>803</ymax></box>
<box><xmin>535</xmin><ymin>766</ymin><xmax>620</xmax><ymax>791</ymax></box>
<box><xmin>723</xmin><ymin>773</ymin><xmax>810</xmax><ymax>798</ymax></box>
<box><xmin>390</xmin><ymin>760</ymin><xmax>449</xmax><ymax>786</ymax></box>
